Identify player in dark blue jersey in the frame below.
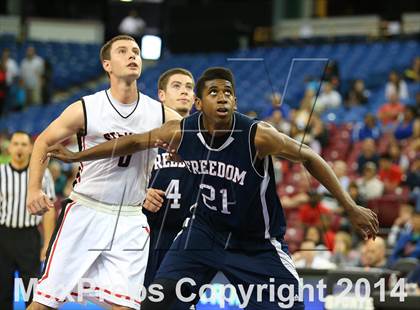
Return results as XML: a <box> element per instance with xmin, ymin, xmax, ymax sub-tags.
<box><xmin>142</xmin><ymin>68</ymin><xmax>196</xmax><ymax>289</ymax></box>
<box><xmin>47</xmin><ymin>67</ymin><xmax>379</xmax><ymax>309</ymax></box>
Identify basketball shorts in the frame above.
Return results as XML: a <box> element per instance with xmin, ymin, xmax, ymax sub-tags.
<box><xmin>34</xmin><ymin>196</ymin><xmax>150</xmax><ymax>309</ymax></box>
<box><xmin>155</xmin><ymin>221</ymin><xmax>305</xmax><ymax>309</ymax></box>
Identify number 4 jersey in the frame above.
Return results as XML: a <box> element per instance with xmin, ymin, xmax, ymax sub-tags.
<box><xmin>72</xmin><ymin>89</ymin><xmax>163</xmax><ymax>206</ymax></box>
<box><xmin>177</xmin><ymin>111</ymin><xmax>287</xmax><ymax>241</ymax></box>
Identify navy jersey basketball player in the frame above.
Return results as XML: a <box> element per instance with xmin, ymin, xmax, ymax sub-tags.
<box><xmin>47</xmin><ymin>67</ymin><xmax>379</xmax><ymax>309</ymax></box>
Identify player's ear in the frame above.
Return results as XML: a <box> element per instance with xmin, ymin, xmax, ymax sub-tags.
<box><xmin>194</xmin><ymin>96</ymin><xmax>202</xmax><ymax>111</ymax></box>
<box><xmin>158</xmin><ymin>89</ymin><xmax>166</xmax><ymax>102</ymax></box>
<box><xmin>233</xmin><ymin>96</ymin><xmax>237</xmax><ymax>111</ymax></box>
<box><xmin>102</xmin><ymin>60</ymin><xmax>111</xmax><ymax>75</ymax></box>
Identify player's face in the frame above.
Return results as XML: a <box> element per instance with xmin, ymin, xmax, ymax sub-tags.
<box><xmin>104</xmin><ymin>39</ymin><xmax>142</xmax><ymax>80</ymax></box>
<box><xmin>8</xmin><ymin>133</ymin><xmax>32</xmax><ymax>164</ymax></box>
<box><xmin>196</xmin><ymin>79</ymin><xmax>237</xmax><ymax>126</ymax></box>
<box><xmin>159</xmin><ymin>74</ymin><xmax>194</xmax><ymax>117</ymax></box>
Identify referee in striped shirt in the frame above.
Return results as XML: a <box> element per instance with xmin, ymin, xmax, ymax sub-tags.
<box><xmin>0</xmin><ymin>131</ymin><xmax>56</xmax><ymax>310</ymax></box>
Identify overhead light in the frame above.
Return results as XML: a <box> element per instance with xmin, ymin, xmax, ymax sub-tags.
<box><xmin>141</xmin><ymin>35</ymin><xmax>162</xmax><ymax>60</ymax></box>
<box><xmin>120</xmin><ymin>0</ymin><xmax>133</xmax><ymax>2</ymax></box>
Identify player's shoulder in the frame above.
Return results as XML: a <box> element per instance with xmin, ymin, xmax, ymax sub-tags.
<box><xmin>139</xmin><ymin>91</ymin><xmax>161</xmax><ymax>106</ymax></box>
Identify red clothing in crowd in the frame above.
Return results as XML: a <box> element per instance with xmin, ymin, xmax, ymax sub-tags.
<box><xmin>299</xmin><ymin>203</ymin><xmax>330</xmax><ymax>226</ymax></box>
<box><xmin>379</xmin><ymin>164</ymin><xmax>403</xmax><ymax>186</ymax></box>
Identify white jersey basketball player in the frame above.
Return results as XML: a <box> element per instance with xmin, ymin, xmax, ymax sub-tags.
<box><xmin>26</xmin><ymin>35</ymin><xmax>181</xmax><ymax>310</ymax></box>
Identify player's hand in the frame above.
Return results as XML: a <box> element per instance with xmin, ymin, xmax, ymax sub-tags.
<box><xmin>154</xmin><ymin>139</ymin><xmax>182</xmax><ymax>162</ymax></box>
<box><xmin>45</xmin><ymin>144</ymin><xmax>78</xmax><ymax>163</ymax></box>
<box><xmin>27</xmin><ymin>189</ymin><xmax>54</xmax><ymax>215</ymax></box>
<box><xmin>40</xmin><ymin>244</ymin><xmax>48</xmax><ymax>262</ymax></box>
<box><xmin>347</xmin><ymin>205</ymin><xmax>379</xmax><ymax>240</ymax></box>
<box><xmin>143</xmin><ymin>188</ymin><xmax>165</xmax><ymax>212</ymax></box>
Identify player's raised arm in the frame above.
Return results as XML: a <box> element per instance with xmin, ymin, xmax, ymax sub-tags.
<box><xmin>47</xmin><ymin>119</ymin><xmax>182</xmax><ymax>163</ymax></box>
<box><xmin>254</xmin><ymin>121</ymin><xmax>379</xmax><ymax>240</ymax></box>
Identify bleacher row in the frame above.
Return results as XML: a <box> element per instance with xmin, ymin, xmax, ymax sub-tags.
<box><xmin>1</xmin><ymin>37</ymin><xmax>419</xmax><ymax>135</ymax></box>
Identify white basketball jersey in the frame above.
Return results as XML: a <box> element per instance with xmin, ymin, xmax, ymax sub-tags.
<box><xmin>72</xmin><ymin>90</ymin><xmax>163</xmax><ymax>205</ymax></box>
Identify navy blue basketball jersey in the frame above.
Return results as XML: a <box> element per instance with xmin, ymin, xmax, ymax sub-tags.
<box><xmin>177</xmin><ymin>111</ymin><xmax>287</xmax><ymax>240</ymax></box>
<box><xmin>143</xmin><ymin>149</ymin><xmax>197</xmax><ymax>230</ymax></box>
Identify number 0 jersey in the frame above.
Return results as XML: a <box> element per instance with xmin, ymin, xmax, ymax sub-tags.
<box><xmin>177</xmin><ymin>111</ymin><xmax>287</xmax><ymax>240</ymax></box>
<box><xmin>72</xmin><ymin>89</ymin><xmax>163</xmax><ymax>206</ymax></box>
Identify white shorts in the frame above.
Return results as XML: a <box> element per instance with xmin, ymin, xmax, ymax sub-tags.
<box><xmin>34</xmin><ymin>198</ymin><xmax>150</xmax><ymax>309</ymax></box>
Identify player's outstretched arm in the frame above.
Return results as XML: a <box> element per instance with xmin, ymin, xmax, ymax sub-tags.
<box><xmin>254</xmin><ymin>122</ymin><xmax>379</xmax><ymax>240</ymax></box>
<box><xmin>28</xmin><ymin>100</ymin><xmax>85</xmax><ymax>215</ymax></box>
<box><xmin>47</xmin><ymin>120</ymin><xmax>183</xmax><ymax>163</ymax></box>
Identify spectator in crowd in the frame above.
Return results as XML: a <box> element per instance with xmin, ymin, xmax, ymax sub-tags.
<box><xmin>293</xmin><ymin>239</ymin><xmax>336</xmax><ymax>269</ymax></box>
<box><xmin>324</xmin><ymin>60</ymin><xmax>340</xmax><ymax>88</ymax></box>
<box><xmin>359</xmin><ymin>237</ymin><xmax>387</xmax><ymax>268</ymax></box>
<box><xmin>41</xmin><ymin>59</ymin><xmax>53</xmax><ymax>104</ymax></box>
<box><xmin>394</xmin><ymin>106</ymin><xmax>420</xmax><ymax>141</ymax></box>
<box><xmin>48</xmin><ymin>160</ymin><xmax>67</xmax><ymax>196</ymax></box>
<box><xmin>318</xmin><ymin>160</ymin><xmax>350</xmax><ymax>194</ymax></box>
<box><xmin>352</xmin><ymin>114</ymin><xmax>381</xmax><ymax>142</ymax></box>
<box><xmin>314</xmin><ymin>81</ymin><xmax>342</xmax><ymax>113</ymax></box>
<box><xmin>379</xmin><ymin>92</ymin><xmax>405</xmax><ymax>126</ymax></box>
<box><xmin>347</xmin><ymin>79</ymin><xmax>370</xmax><ymax>105</ymax></box>
<box><xmin>0</xmin><ymin>133</ymin><xmax>10</xmax><ymax>163</ymax></box>
<box><xmin>309</xmin><ymin>113</ymin><xmax>329</xmax><ymax>149</ymax></box>
<box><xmin>299</xmin><ymin>191</ymin><xmax>331</xmax><ymax>226</ymax></box>
<box><xmin>261</xmin><ymin>92</ymin><xmax>290</xmax><ymax>120</ymax></box>
<box><xmin>356</xmin><ymin>162</ymin><xmax>384</xmax><ymax>201</ymax></box>
<box><xmin>414</xmin><ymin>92</ymin><xmax>420</xmax><ymax>117</ymax></box>
<box><xmin>7</xmin><ymin>78</ymin><xmax>26</xmax><ymax>113</ymax></box>
<box><xmin>385</xmin><ymin>70</ymin><xmax>408</xmax><ymax>101</ymax></box>
<box><xmin>118</xmin><ymin>9</ymin><xmax>146</xmax><ymax>39</ymax></box>
<box><xmin>406</xmin><ymin>156</ymin><xmax>420</xmax><ymax>212</ymax></box>
<box><xmin>388</xmin><ymin>211</ymin><xmax>420</xmax><ymax>266</ymax></box>
<box><xmin>404</xmin><ymin>56</ymin><xmax>420</xmax><ymax>82</ymax></box>
<box><xmin>348</xmin><ymin>181</ymin><xmax>366</xmax><ymax>207</ymax></box>
<box><xmin>330</xmin><ymin>231</ymin><xmax>360</xmax><ymax>267</ymax></box>
<box><xmin>0</xmin><ymin>59</ymin><xmax>6</xmax><ymax>116</ymax></box>
<box><xmin>357</xmin><ymin>138</ymin><xmax>380</xmax><ymax>174</ymax></box>
<box><xmin>378</xmin><ymin>153</ymin><xmax>403</xmax><ymax>192</ymax></box>
<box><xmin>266</xmin><ymin>109</ymin><xmax>291</xmax><ymax>135</ymax></box>
<box><xmin>1</xmin><ymin>48</ymin><xmax>19</xmax><ymax>88</ymax></box>
<box><xmin>20</xmin><ymin>46</ymin><xmax>44</xmax><ymax>105</ymax></box>
<box><xmin>388</xmin><ymin>204</ymin><xmax>414</xmax><ymax>247</ymax></box>
<box><xmin>389</xmin><ymin>141</ymin><xmax>410</xmax><ymax>172</ymax></box>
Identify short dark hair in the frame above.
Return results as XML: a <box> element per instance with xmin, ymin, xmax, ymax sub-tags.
<box><xmin>158</xmin><ymin>68</ymin><xmax>194</xmax><ymax>91</ymax></box>
<box><xmin>195</xmin><ymin>67</ymin><xmax>235</xmax><ymax>99</ymax></box>
<box><xmin>100</xmin><ymin>35</ymin><xmax>136</xmax><ymax>63</ymax></box>
<box><xmin>10</xmin><ymin>131</ymin><xmax>32</xmax><ymax>143</ymax></box>
<box><xmin>380</xmin><ymin>153</ymin><xmax>392</xmax><ymax>161</ymax></box>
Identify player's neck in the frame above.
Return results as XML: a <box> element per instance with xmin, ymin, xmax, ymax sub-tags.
<box><xmin>109</xmin><ymin>80</ymin><xmax>138</xmax><ymax>104</ymax></box>
<box><xmin>202</xmin><ymin>117</ymin><xmax>233</xmax><ymax>137</ymax></box>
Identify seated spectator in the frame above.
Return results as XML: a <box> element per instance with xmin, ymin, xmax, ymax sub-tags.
<box><xmin>1</xmin><ymin>48</ymin><xmax>19</xmax><ymax>88</ymax></box>
<box><xmin>389</xmin><ymin>141</ymin><xmax>410</xmax><ymax>172</ymax></box>
<box><xmin>304</xmin><ymin>225</ymin><xmax>330</xmax><ymax>253</ymax></box>
<box><xmin>359</xmin><ymin>237</ymin><xmax>387</xmax><ymax>268</ymax></box>
<box><xmin>388</xmin><ymin>211</ymin><xmax>420</xmax><ymax>266</ymax></box>
<box><xmin>385</xmin><ymin>70</ymin><xmax>408</xmax><ymax>101</ymax></box>
<box><xmin>7</xmin><ymin>78</ymin><xmax>26</xmax><ymax>112</ymax></box>
<box><xmin>314</xmin><ymin>82</ymin><xmax>342</xmax><ymax>113</ymax></box>
<box><xmin>48</xmin><ymin>160</ymin><xmax>67</xmax><ymax>196</ymax></box>
<box><xmin>394</xmin><ymin>106</ymin><xmax>420</xmax><ymax>141</ymax></box>
<box><xmin>388</xmin><ymin>204</ymin><xmax>414</xmax><ymax>247</ymax></box>
<box><xmin>348</xmin><ymin>181</ymin><xmax>366</xmax><ymax>207</ymax></box>
<box><xmin>406</xmin><ymin>156</ymin><xmax>420</xmax><ymax>212</ymax></box>
<box><xmin>356</xmin><ymin>162</ymin><xmax>384</xmax><ymax>200</ymax></box>
<box><xmin>309</xmin><ymin>113</ymin><xmax>329</xmax><ymax>149</ymax></box>
<box><xmin>299</xmin><ymin>191</ymin><xmax>331</xmax><ymax>226</ymax></box>
<box><xmin>265</xmin><ymin>109</ymin><xmax>290</xmax><ymax>135</ymax></box>
<box><xmin>378</xmin><ymin>93</ymin><xmax>405</xmax><ymax>126</ymax></box>
<box><xmin>324</xmin><ymin>60</ymin><xmax>340</xmax><ymax>89</ymax></box>
<box><xmin>347</xmin><ymin>79</ymin><xmax>370</xmax><ymax>106</ymax></box>
<box><xmin>260</xmin><ymin>92</ymin><xmax>290</xmax><ymax>120</ymax></box>
<box><xmin>293</xmin><ymin>240</ymin><xmax>336</xmax><ymax>269</ymax></box>
<box><xmin>357</xmin><ymin>138</ymin><xmax>380</xmax><ymax>174</ymax></box>
<box><xmin>318</xmin><ymin>161</ymin><xmax>350</xmax><ymax>210</ymax></box>
<box><xmin>330</xmin><ymin>231</ymin><xmax>360</xmax><ymax>267</ymax></box>
<box><xmin>378</xmin><ymin>153</ymin><xmax>403</xmax><ymax>192</ymax></box>
<box><xmin>352</xmin><ymin>114</ymin><xmax>381</xmax><ymax>142</ymax></box>
<box><xmin>404</xmin><ymin>56</ymin><xmax>420</xmax><ymax>82</ymax></box>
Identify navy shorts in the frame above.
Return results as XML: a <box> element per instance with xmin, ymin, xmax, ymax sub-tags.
<box><xmin>156</xmin><ymin>222</ymin><xmax>305</xmax><ymax>309</ymax></box>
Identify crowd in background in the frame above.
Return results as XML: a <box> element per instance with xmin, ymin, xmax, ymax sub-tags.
<box><xmin>0</xmin><ymin>46</ymin><xmax>52</xmax><ymax>116</ymax></box>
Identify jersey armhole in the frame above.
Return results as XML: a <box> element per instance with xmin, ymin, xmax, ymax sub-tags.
<box><xmin>161</xmin><ymin>102</ymin><xmax>165</xmax><ymax>124</ymax></box>
<box><xmin>176</xmin><ymin>118</ymin><xmax>186</xmax><ymax>153</ymax></box>
<box><xmin>249</xmin><ymin>122</ymin><xmax>264</xmax><ymax>178</ymax></box>
<box><xmin>80</xmin><ymin>98</ymin><xmax>87</xmax><ymax>136</ymax></box>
